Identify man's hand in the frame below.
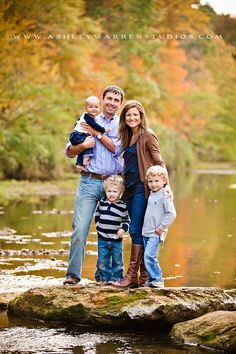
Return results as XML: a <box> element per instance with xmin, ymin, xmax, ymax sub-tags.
<box><xmin>80</xmin><ymin>122</ymin><xmax>115</xmax><ymax>153</ymax></box>
<box><xmin>68</xmin><ymin>136</ymin><xmax>95</xmax><ymax>157</ymax></box>
<box><xmin>117</xmin><ymin>229</ymin><xmax>125</xmax><ymax>238</ymax></box>
<box><xmin>83</xmin><ymin>135</ymin><xmax>95</xmax><ymax>149</ymax></box>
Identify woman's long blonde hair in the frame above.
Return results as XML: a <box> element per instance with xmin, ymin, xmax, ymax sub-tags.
<box><xmin>119</xmin><ymin>100</ymin><xmax>149</xmax><ymax>149</ymax></box>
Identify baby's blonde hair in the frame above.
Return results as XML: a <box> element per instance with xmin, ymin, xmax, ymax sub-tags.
<box><xmin>146</xmin><ymin>165</ymin><xmax>168</xmax><ymax>181</ymax></box>
<box><xmin>104</xmin><ymin>175</ymin><xmax>125</xmax><ymax>194</ymax></box>
<box><xmin>85</xmin><ymin>95</ymin><xmax>100</xmax><ymax>105</ymax></box>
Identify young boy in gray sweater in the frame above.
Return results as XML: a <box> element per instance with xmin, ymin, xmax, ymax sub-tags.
<box><xmin>142</xmin><ymin>165</ymin><xmax>176</xmax><ymax>288</ymax></box>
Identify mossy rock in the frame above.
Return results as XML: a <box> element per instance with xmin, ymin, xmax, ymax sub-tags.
<box><xmin>171</xmin><ymin>310</ymin><xmax>236</xmax><ymax>352</ymax></box>
<box><xmin>8</xmin><ymin>286</ymin><xmax>236</xmax><ymax>331</ymax></box>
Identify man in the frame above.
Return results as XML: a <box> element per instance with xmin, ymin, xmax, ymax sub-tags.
<box><xmin>64</xmin><ymin>85</ymin><xmax>124</xmax><ymax>285</ymax></box>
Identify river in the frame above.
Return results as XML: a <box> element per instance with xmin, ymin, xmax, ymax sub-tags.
<box><xmin>0</xmin><ymin>170</ymin><xmax>235</xmax><ymax>353</ymax></box>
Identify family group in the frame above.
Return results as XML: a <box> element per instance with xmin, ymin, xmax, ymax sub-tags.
<box><xmin>64</xmin><ymin>85</ymin><xmax>176</xmax><ymax>289</ymax></box>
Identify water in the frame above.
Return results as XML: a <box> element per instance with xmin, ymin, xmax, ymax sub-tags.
<box><xmin>0</xmin><ymin>171</ymin><xmax>235</xmax><ymax>353</ymax></box>
<box><xmin>0</xmin><ymin>311</ymin><xmax>217</xmax><ymax>354</ymax></box>
<box><xmin>1</xmin><ymin>171</ymin><xmax>235</xmax><ymax>288</ymax></box>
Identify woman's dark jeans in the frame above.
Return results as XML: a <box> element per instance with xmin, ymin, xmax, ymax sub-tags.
<box><xmin>126</xmin><ymin>192</ymin><xmax>147</xmax><ymax>245</ymax></box>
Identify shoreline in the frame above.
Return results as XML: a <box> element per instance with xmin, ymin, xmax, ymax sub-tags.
<box><xmin>0</xmin><ymin>164</ymin><xmax>236</xmax><ymax>206</ymax></box>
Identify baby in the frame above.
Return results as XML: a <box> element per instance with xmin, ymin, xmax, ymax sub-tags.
<box><xmin>69</xmin><ymin>96</ymin><xmax>110</xmax><ymax>170</ymax></box>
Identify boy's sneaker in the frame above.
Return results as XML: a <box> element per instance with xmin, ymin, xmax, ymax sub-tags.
<box><xmin>96</xmin><ymin>280</ymin><xmax>108</xmax><ymax>286</ymax></box>
<box><xmin>108</xmin><ymin>280</ymin><xmax>121</xmax><ymax>286</ymax></box>
<box><xmin>63</xmin><ymin>276</ymin><xmax>79</xmax><ymax>285</ymax></box>
<box><xmin>141</xmin><ymin>281</ymin><xmax>150</xmax><ymax>287</ymax></box>
<box><xmin>149</xmin><ymin>281</ymin><xmax>164</xmax><ymax>288</ymax></box>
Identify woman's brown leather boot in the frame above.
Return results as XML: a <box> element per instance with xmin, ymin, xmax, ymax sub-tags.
<box><xmin>115</xmin><ymin>244</ymin><xmax>143</xmax><ymax>289</ymax></box>
<box><xmin>138</xmin><ymin>252</ymin><xmax>149</xmax><ymax>286</ymax></box>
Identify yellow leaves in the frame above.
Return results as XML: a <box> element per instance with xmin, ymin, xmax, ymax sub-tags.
<box><xmin>156</xmin><ymin>0</ymin><xmax>210</xmax><ymax>34</ymax></box>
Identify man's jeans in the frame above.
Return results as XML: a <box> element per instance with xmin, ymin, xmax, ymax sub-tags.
<box><xmin>96</xmin><ymin>238</ymin><xmax>123</xmax><ymax>281</ymax></box>
<box><xmin>66</xmin><ymin>176</ymin><xmax>105</xmax><ymax>281</ymax></box>
<box><xmin>126</xmin><ymin>192</ymin><xmax>147</xmax><ymax>245</ymax></box>
<box><xmin>143</xmin><ymin>236</ymin><xmax>163</xmax><ymax>282</ymax></box>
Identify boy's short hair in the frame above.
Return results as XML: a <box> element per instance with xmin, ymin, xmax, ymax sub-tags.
<box><xmin>146</xmin><ymin>165</ymin><xmax>168</xmax><ymax>180</ymax></box>
<box><xmin>85</xmin><ymin>96</ymin><xmax>100</xmax><ymax>105</ymax></box>
<box><xmin>102</xmin><ymin>85</ymin><xmax>124</xmax><ymax>103</ymax></box>
<box><xmin>104</xmin><ymin>175</ymin><xmax>125</xmax><ymax>193</ymax></box>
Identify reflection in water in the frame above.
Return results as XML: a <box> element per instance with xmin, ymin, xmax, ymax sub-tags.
<box><xmin>0</xmin><ymin>327</ymin><xmax>126</xmax><ymax>353</ymax></box>
<box><xmin>0</xmin><ymin>312</ymin><xmax>213</xmax><ymax>354</ymax></box>
<box><xmin>0</xmin><ymin>171</ymin><xmax>235</xmax><ymax>289</ymax></box>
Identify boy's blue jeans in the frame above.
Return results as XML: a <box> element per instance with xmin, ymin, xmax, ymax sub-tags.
<box><xmin>143</xmin><ymin>236</ymin><xmax>163</xmax><ymax>282</ymax></box>
<box><xmin>96</xmin><ymin>238</ymin><xmax>124</xmax><ymax>281</ymax></box>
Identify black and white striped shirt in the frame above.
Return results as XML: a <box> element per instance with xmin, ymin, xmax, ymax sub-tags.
<box><xmin>95</xmin><ymin>198</ymin><xmax>130</xmax><ymax>241</ymax></box>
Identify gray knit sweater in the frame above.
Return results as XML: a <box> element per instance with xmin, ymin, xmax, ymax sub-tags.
<box><xmin>142</xmin><ymin>188</ymin><xmax>176</xmax><ymax>241</ymax></box>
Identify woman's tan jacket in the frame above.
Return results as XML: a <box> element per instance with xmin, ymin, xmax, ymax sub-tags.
<box><xmin>136</xmin><ymin>130</ymin><xmax>165</xmax><ymax>196</ymax></box>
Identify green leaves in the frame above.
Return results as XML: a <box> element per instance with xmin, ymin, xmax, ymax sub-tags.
<box><xmin>0</xmin><ymin>0</ymin><xmax>235</xmax><ymax>179</ymax></box>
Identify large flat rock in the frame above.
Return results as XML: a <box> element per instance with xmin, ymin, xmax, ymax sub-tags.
<box><xmin>8</xmin><ymin>286</ymin><xmax>236</xmax><ymax>331</ymax></box>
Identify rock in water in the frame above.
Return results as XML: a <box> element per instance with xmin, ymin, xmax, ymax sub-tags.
<box><xmin>171</xmin><ymin>310</ymin><xmax>236</xmax><ymax>353</ymax></box>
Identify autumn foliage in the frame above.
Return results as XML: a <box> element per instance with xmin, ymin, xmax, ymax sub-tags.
<box><xmin>0</xmin><ymin>0</ymin><xmax>235</xmax><ymax>179</ymax></box>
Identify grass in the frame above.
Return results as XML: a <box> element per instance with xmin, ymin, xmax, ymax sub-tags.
<box><xmin>0</xmin><ymin>173</ymin><xmax>79</xmax><ymax>206</ymax></box>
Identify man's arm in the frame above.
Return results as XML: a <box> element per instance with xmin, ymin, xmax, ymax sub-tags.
<box><xmin>67</xmin><ymin>135</ymin><xmax>95</xmax><ymax>157</ymax></box>
<box><xmin>80</xmin><ymin>122</ymin><xmax>115</xmax><ymax>154</ymax></box>
<box><xmin>97</xmin><ymin>134</ymin><xmax>116</xmax><ymax>153</ymax></box>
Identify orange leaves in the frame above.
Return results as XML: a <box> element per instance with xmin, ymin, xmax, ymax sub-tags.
<box><xmin>157</xmin><ymin>41</ymin><xmax>189</xmax><ymax>128</ymax></box>
<box><xmin>130</xmin><ymin>56</ymin><xmax>145</xmax><ymax>75</ymax></box>
<box><xmin>91</xmin><ymin>56</ymin><xmax>107</xmax><ymax>72</ymax></box>
<box><xmin>156</xmin><ymin>39</ymin><xmax>210</xmax><ymax>138</ymax></box>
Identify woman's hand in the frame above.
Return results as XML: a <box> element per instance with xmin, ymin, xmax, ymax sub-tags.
<box><xmin>164</xmin><ymin>184</ymin><xmax>174</xmax><ymax>201</ymax></box>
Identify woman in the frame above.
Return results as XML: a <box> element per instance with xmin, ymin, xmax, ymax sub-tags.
<box><xmin>116</xmin><ymin>100</ymin><xmax>171</xmax><ymax>288</ymax></box>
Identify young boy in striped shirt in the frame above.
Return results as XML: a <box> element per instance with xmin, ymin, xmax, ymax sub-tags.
<box><xmin>95</xmin><ymin>175</ymin><xmax>130</xmax><ymax>284</ymax></box>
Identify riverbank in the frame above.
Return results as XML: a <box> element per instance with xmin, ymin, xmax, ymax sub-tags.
<box><xmin>0</xmin><ymin>173</ymin><xmax>78</xmax><ymax>206</ymax></box>
<box><xmin>1</xmin><ymin>163</ymin><xmax>236</xmax><ymax>207</ymax></box>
